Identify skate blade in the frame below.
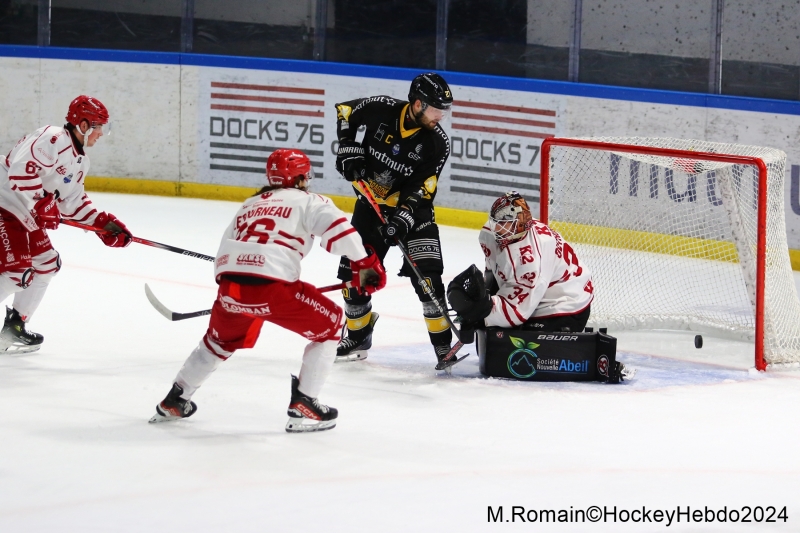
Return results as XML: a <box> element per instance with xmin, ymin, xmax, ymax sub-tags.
<box><xmin>148</xmin><ymin>412</ymin><xmax>184</xmax><ymax>423</ymax></box>
<box><xmin>334</xmin><ymin>351</ymin><xmax>368</xmax><ymax>363</ymax></box>
<box><xmin>285</xmin><ymin>418</ymin><xmax>337</xmax><ymax>433</ymax></box>
<box><xmin>435</xmin><ymin>353</ymin><xmax>469</xmax><ymax>371</ymax></box>
<box><xmin>0</xmin><ymin>343</ymin><xmax>42</xmax><ymax>355</ymax></box>
<box><xmin>148</xmin><ymin>404</ymin><xmax>194</xmax><ymax>423</ymax></box>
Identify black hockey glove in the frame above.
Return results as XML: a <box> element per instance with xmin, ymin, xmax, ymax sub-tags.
<box><xmin>336</xmin><ymin>139</ymin><xmax>366</xmax><ymax>182</ymax></box>
<box><xmin>447</xmin><ymin>264</ymin><xmax>492</xmax><ymax>328</ymax></box>
<box><xmin>403</xmin><ymin>189</ymin><xmax>424</xmax><ymax>212</ymax></box>
<box><xmin>380</xmin><ymin>208</ymin><xmax>414</xmax><ymax>246</ymax></box>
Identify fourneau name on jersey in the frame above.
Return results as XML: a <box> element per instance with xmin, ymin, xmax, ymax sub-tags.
<box><xmin>237</xmin><ymin>205</ymin><xmax>293</xmax><ymax>227</ymax></box>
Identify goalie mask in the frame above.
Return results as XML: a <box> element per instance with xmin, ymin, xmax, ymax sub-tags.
<box><xmin>266</xmin><ymin>149</ymin><xmax>314</xmax><ymax>190</ymax></box>
<box><xmin>490</xmin><ymin>191</ymin><xmax>533</xmax><ymax>246</ymax></box>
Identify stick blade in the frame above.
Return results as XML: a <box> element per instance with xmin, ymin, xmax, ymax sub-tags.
<box><xmin>144</xmin><ymin>283</ymin><xmax>175</xmax><ymax>321</ymax></box>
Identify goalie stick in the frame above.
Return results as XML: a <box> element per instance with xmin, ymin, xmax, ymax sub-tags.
<box><xmin>352</xmin><ymin>180</ymin><xmax>468</xmax><ymax>368</ymax></box>
<box><xmin>144</xmin><ymin>281</ymin><xmax>354</xmax><ymax>322</ymax></box>
<box><xmin>61</xmin><ymin>219</ymin><xmax>215</xmax><ymax>262</ymax></box>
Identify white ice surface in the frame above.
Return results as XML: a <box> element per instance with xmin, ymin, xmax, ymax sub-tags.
<box><xmin>1</xmin><ymin>193</ymin><xmax>799</xmax><ymax>532</ymax></box>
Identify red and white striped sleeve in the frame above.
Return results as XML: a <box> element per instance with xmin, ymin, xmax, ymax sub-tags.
<box><xmin>308</xmin><ymin>194</ymin><xmax>367</xmax><ymax>261</ymax></box>
<box><xmin>59</xmin><ymin>191</ymin><xmax>99</xmax><ymax>225</ymax></box>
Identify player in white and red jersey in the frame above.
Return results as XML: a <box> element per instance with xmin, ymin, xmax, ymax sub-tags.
<box><xmin>149</xmin><ymin>149</ymin><xmax>387</xmax><ymax>433</ymax></box>
<box><xmin>448</xmin><ymin>191</ymin><xmax>593</xmax><ymax>332</ymax></box>
<box><xmin>0</xmin><ymin>95</ymin><xmax>132</xmax><ymax>353</ymax></box>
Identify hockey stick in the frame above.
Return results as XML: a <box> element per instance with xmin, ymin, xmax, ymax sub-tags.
<box><xmin>145</xmin><ymin>284</ymin><xmax>211</xmax><ymax>321</ymax></box>
<box><xmin>144</xmin><ymin>281</ymin><xmax>352</xmax><ymax>321</ymax></box>
<box><xmin>352</xmin><ymin>180</ymin><xmax>467</xmax><ymax>367</ymax></box>
<box><xmin>60</xmin><ymin>219</ymin><xmax>216</xmax><ymax>262</ymax></box>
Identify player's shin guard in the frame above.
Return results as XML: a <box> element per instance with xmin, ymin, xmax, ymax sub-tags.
<box><xmin>11</xmin><ymin>276</ymin><xmax>51</xmax><ymax>322</ymax></box>
<box><xmin>175</xmin><ymin>341</ymin><xmax>225</xmax><ymax>399</ymax></box>
<box><xmin>423</xmin><ymin>300</ymin><xmax>453</xmax><ymax>360</ymax></box>
<box><xmin>12</xmin><ymin>251</ymin><xmax>60</xmax><ymax>321</ymax></box>
<box><xmin>298</xmin><ymin>340</ymin><xmax>337</xmax><ymax>398</ymax></box>
<box><xmin>414</xmin><ymin>275</ymin><xmax>453</xmax><ymax>360</ymax></box>
<box><xmin>337</xmin><ymin>289</ymin><xmax>376</xmax><ymax>361</ymax></box>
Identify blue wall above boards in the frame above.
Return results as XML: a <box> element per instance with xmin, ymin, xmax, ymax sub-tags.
<box><xmin>2</xmin><ymin>45</ymin><xmax>800</xmax><ymax>117</ymax></box>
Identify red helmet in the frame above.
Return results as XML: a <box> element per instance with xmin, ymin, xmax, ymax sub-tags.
<box><xmin>266</xmin><ymin>149</ymin><xmax>314</xmax><ymax>188</ymax></box>
<box><xmin>65</xmin><ymin>95</ymin><xmax>109</xmax><ymax>127</ymax></box>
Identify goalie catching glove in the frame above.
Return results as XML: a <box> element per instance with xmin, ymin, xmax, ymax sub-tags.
<box><xmin>93</xmin><ymin>212</ymin><xmax>132</xmax><ymax>248</ymax></box>
<box><xmin>336</xmin><ymin>139</ymin><xmax>366</xmax><ymax>182</ymax></box>
<box><xmin>447</xmin><ymin>264</ymin><xmax>492</xmax><ymax>328</ymax></box>
<box><xmin>350</xmin><ymin>247</ymin><xmax>387</xmax><ymax>294</ymax></box>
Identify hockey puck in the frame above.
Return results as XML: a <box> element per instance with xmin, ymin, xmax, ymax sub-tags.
<box><xmin>694</xmin><ymin>335</ymin><xmax>703</xmax><ymax>349</ymax></box>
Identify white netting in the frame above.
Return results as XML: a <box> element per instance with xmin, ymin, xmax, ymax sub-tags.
<box><xmin>546</xmin><ymin>137</ymin><xmax>800</xmax><ymax>365</ymax></box>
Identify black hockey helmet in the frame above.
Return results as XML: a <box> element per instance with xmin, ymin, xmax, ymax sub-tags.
<box><xmin>408</xmin><ymin>73</ymin><xmax>453</xmax><ymax>110</ymax></box>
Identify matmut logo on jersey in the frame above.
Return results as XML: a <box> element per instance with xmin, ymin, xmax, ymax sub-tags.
<box><xmin>219</xmin><ymin>296</ymin><xmax>271</xmax><ymax>316</ymax></box>
<box><xmin>236</xmin><ymin>253</ymin><xmax>265</xmax><ymax>267</ymax></box>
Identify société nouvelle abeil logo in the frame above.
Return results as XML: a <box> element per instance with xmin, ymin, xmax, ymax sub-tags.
<box><xmin>507</xmin><ymin>336</ymin><xmax>539</xmax><ymax>378</ymax></box>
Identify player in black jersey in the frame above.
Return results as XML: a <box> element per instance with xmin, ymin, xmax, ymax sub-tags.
<box><xmin>334</xmin><ymin>73</ymin><xmax>454</xmax><ymax>366</ymax></box>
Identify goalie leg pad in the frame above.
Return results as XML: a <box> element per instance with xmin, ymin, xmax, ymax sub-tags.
<box><xmin>477</xmin><ymin>327</ymin><xmax>624</xmax><ymax>383</ymax></box>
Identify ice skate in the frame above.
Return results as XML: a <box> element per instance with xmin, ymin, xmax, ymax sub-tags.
<box><xmin>149</xmin><ymin>383</ymin><xmax>197</xmax><ymax>423</ymax></box>
<box><xmin>285</xmin><ymin>375</ymin><xmax>337</xmax><ymax>433</ymax></box>
<box><xmin>607</xmin><ymin>361</ymin><xmax>636</xmax><ymax>384</ymax></box>
<box><xmin>335</xmin><ymin>312</ymin><xmax>379</xmax><ymax>363</ymax></box>
<box><xmin>434</xmin><ymin>343</ymin><xmax>469</xmax><ymax>372</ymax></box>
<box><xmin>617</xmin><ymin>361</ymin><xmax>636</xmax><ymax>381</ymax></box>
<box><xmin>0</xmin><ymin>307</ymin><xmax>43</xmax><ymax>354</ymax></box>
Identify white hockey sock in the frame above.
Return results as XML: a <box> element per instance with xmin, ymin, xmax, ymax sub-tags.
<box><xmin>175</xmin><ymin>341</ymin><xmax>224</xmax><ymax>399</ymax></box>
<box><xmin>0</xmin><ymin>274</ymin><xmax>23</xmax><ymax>309</ymax></box>
<box><xmin>297</xmin><ymin>340</ymin><xmax>337</xmax><ymax>398</ymax></box>
<box><xmin>12</xmin><ymin>276</ymin><xmax>51</xmax><ymax>319</ymax></box>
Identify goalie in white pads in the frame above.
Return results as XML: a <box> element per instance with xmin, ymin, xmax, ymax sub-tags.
<box><xmin>0</xmin><ymin>95</ymin><xmax>132</xmax><ymax>354</ymax></box>
<box><xmin>149</xmin><ymin>149</ymin><xmax>387</xmax><ymax>432</ymax></box>
<box><xmin>447</xmin><ymin>191</ymin><xmax>633</xmax><ymax>382</ymax></box>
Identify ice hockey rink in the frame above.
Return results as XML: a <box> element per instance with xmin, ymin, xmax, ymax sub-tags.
<box><xmin>1</xmin><ymin>192</ymin><xmax>799</xmax><ymax>532</ymax></box>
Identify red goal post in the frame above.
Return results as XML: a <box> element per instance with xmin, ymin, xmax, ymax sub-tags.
<box><xmin>540</xmin><ymin>137</ymin><xmax>784</xmax><ymax>371</ymax></box>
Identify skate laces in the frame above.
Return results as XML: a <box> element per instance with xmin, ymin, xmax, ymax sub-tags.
<box><xmin>311</xmin><ymin>397</ymin><xmax>329</xmax><ymax>413</ymax></box>
<box><xmin>435</xmin><ymin>345</ymin><xmax>452</xmax><ymax>360</ymax></box>
<box><xmin>339</xmin><ymin>336</ymin><xmax>360</xmax><ymax>350</ymax></box>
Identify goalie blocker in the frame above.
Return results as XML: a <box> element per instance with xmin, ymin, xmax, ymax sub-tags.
<box><xmin>476</xmin><ymin>327</ymin><xmax>624</xmax><ymax>383</ymax></box>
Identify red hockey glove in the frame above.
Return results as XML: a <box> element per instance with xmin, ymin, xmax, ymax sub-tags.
<box><xmin>350</xmin><ymin>248</ymin><xmax>387</xmax><ymax>294</ymax></box>
<box><xmin>33</xmin><ymin>192</ymin><xmax>60</xmax><ymax>230</ymax></box>
<box><xmin>94</xmin><ymin>212</ymin><xmax>132</xmax><ymax>248</ymax></box>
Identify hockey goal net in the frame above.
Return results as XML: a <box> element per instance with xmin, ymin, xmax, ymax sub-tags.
<box><xmin>541</xmin><ymin>137</ymin><xmax>800</xmax><ymax>370</ymax></box>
